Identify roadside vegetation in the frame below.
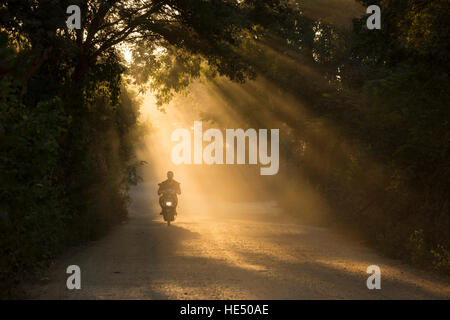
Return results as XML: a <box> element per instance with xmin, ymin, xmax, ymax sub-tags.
<box><xmin>1</xmin><ymin>0</ymin><xmax>448</xmax><ymax>296</ymax></box>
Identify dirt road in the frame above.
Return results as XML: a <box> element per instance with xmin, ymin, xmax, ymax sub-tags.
<box><xmin>23</xmin><ymin>186</ymin><xmax>450</xmax><ymax>299</ymax></box>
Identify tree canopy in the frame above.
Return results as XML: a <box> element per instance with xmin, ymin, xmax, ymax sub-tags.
<box><xmin>1</xmin><ymin>0</ymin><xmax>449</xmax><ymax>295</ymax></box>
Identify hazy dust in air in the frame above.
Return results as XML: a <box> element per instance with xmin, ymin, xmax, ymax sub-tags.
<box><xmin>133</xmin><ymin>84</ymin><xmax>280</xmax><ymax>222</ymax></box>
<box><xmin>130</xmin><ymin>0</ymin><xmax>368</xmax><ymax>226</ymax></box>
<box><xmin>132</xmin><ymin>77</ymin><xmax>336</xmax><ymax>226</ymax></box>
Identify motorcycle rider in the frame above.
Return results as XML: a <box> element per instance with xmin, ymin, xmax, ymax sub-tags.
<box><xmin>158</xmin><ymin>171</ymin><xmax>181</xmax><ymax>214</ymax></box>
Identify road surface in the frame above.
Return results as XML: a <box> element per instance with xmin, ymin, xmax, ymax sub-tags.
<box><xmin>21</xmin><ymin>186</ymin><xmax>450</xmax><ymax>299</ymax></box>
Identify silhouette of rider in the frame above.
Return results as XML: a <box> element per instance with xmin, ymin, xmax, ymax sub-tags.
<box><xmin>158</xmin><ymin>171</ymin><xmax>181</xmax><ymax>214</ymax></box>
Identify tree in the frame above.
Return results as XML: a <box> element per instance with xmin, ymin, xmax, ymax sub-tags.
<box><xmin>1</xmin><ymin>0</ymin><xmax>304</xmax><ymax>103</ymax></box>
<box><xmin>0</xmin><ymin>0</ymin><xmax>307</xmax><ymax>295</ymax></box>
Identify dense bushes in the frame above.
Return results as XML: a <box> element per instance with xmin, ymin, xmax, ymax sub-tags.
<box><xmin>333</xmin><ymin>0</ymin><xmax>450</xmax><ymax>272</ymax></box>
<box><xmin>214</xmin><ymin>0</ymin><xmax>449</xmax><ymax>273</ymax></box>
<box><xmin>0</xmin><ymin>29</ymin><xmax>141</xmax><ymax>295</ymax></box>
<box><xmin>0</xmin><ymin>95</ymin><xmax>70</xmax><ymax>293</ymax></box>
<box><xmin>272</xmin><ymin>0</ymin><xmax>450</xmax><ymax>273</ymax></box>
<box><xmin>1</xmin><ymin>1</ymin><xmax>448</xmax><ymax>297</ymax></box>
<box><xmin>0</xmin><ymin>0</ymin><xmax>305</xmax><ymax>296</ymax></box>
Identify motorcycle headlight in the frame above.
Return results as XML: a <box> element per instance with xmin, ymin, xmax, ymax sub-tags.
<box><xmin>165</xmin><ymin>201</ymin><xmax>172</xmax><ymax>206</ymax></box>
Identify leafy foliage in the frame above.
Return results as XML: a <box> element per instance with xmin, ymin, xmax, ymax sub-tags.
<box><xmin>164</xmin><ymin>0</ymin><xmax>450</xmax><ymax>273</ymax></box>
<box><xmin>237</xmin><ymin>0</ymin><xmax>450</xmax><ymax>272</ymax></box>
<box><xmin>0</xmin><ymin>0</ymin><xmax>309</xmax><ymax>295</ymax></box>
<box><xmin>1</xmin><ymin>0</ymin><xmax>449</xmax><ymax>296</ymax></box>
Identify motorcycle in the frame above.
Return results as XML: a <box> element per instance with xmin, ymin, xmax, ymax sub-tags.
<box><xmin>160</xmin><ymin>188</ymin><xmax>177</xmax><ymax>226</ymax></box>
